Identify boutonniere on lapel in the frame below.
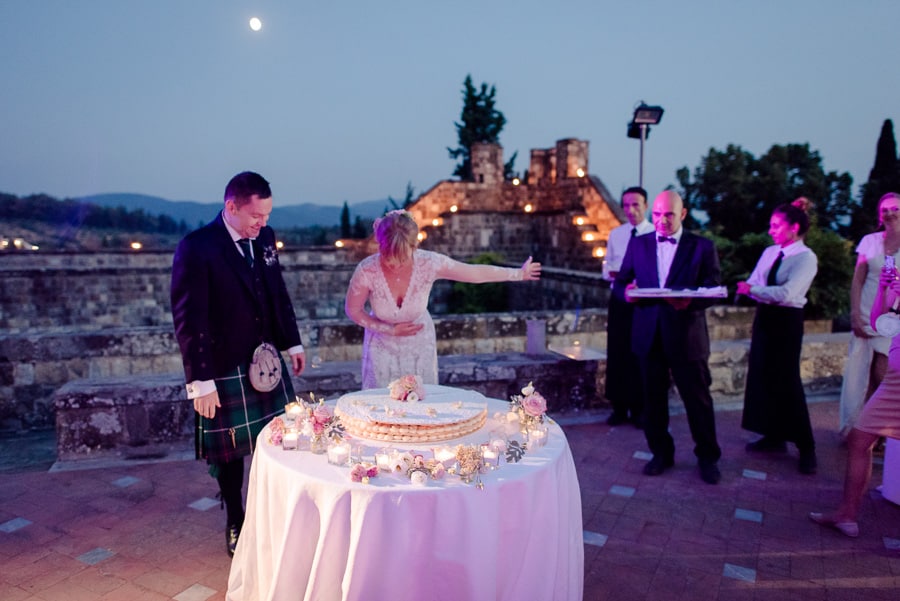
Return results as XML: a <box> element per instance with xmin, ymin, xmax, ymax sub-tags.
<box><xmin>262</xmin><ymin>245</ymin><xmax>278</xmax><ymax>267</ymax></box>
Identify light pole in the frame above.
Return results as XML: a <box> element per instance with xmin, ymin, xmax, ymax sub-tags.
<box><xmin>627</xmin><ymin>102</ymin><xmax>664</xmax><ymax>187</ymax></box>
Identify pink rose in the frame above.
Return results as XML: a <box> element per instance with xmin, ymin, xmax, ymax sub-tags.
<box><xmin>521</xmin><ymin>392</ymin><xmax>548</xmax><ymax>417</ymax></box>
<box><xmin>313</xmin><ymin>404</ymin><xmax>333</xmax><ymax>424</ymax></box>
<box><xmin>350</xmin><ymin>463</ymin><xmax>367</xmax><ymax>482</ymax></box>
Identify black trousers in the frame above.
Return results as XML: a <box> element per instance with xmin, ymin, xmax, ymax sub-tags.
<box><xmin>605</xmin><ymin>293</ymin><xmax>643</xmax><ymax>419</ymax></box>
<box><xmin>215</xmin><ymin>457</ymin><xmax>245</xmax><ymax>527</ymax></box>
<box><xmin>639</xmin><ymin>333</ymin><xmax>721</xmax><ymax>463</ymax></box>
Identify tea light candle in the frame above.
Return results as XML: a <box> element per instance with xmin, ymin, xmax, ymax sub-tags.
<box><xmin>481</xmin><ymin>445</ymin><xmax>499</xmax><ymax>467</ymax></box>
<box><xmin>327</xmin><ymin>441</ymin><xmax>351</xmax><ymax>466</ymax></box>
<box><xmin>282</xmin><ymin>430</ymin><xmax>299</xmax><ymax>450</ymax></box>
<box><xmin>433</xmin><ymin>446</ymin><xmax>456</xmax><ymax>467</ymax></box>
<box><xmin>490</xmin><ymin>438</ymin><xmax>507</xmax><ymax>454</ymax></box>
<box><xmin>528</xmin><ymin>427</ymin><xmax>548</xmax><ymax>448</ymax></box>
<box><xmin>375</xmin><ymin>448</ymin><xmax>394</xmax><ymax>472</ymax></box>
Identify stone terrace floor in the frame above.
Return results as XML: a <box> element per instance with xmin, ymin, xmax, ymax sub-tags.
<box><xmin>2</xmin><ymin>395</ymin><xmax>899</xmax><ymax>601</ymax></box>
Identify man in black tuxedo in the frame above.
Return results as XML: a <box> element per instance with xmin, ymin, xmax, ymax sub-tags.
<box><xmin>613</xmin><ymin>190</ymin><xmax>723</xmax><ymax>484</ymax></box>
<box><xmin>171</xmin><ymin>171</ymin><xmax>306</xmax><ymax>555</ymax></box>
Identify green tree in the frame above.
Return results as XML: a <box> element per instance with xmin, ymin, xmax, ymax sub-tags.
<box><xmin>340</xmin><ymin>202</ymin><xmax>351</xmax><ymax>239</ymax></box>
<box><xmin>503</xmin><ymin>151</ymin><xmax>519</xmax><ymax>181</ymax></box>
<box><xmin>677</xmin><ymin>143</ymin><xmax>854</xmax><ymax>237</ymax></box>
<box><xmin>446</xmin><ymin>253</ymin><xmax>510</xmax><ymax>314</ymax></box>
<box><xmin>387</xmin><ymin>181</ymin><xmax>416</xmax><ymax>211</ymax></box>
<box><xmin>447</xmin><ymin>74</ymin><xmax>507</xmax><ymax>181</ymax></box>
<box><xmin>352</xmin><ymin>216</ymin><xmax>368</xmax><ymax>239</ymax></box>
<box><xmin>848</xmin><ymin>119</ymin><xmax>900</xmax><ymax>242</ymax></box>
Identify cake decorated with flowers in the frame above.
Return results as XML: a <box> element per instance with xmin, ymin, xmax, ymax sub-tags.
<box><xmin>335</xmin><ymin>384</ymin><xmax>488</xmax><ymax>443</ymax></box>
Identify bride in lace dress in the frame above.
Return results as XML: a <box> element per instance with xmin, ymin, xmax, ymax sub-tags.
<box><xmin>345</xmin><ymin>210</ymin><xmax>541</xmax><ymax>388</ymax></box>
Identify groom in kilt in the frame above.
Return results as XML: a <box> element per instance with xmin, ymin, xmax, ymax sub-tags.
<box><xmin>171</xmin><ymin>171</ymin><xmax>306</xmax><ymax>556</ymax></box>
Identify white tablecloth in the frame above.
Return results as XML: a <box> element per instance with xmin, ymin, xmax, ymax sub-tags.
<box><xmin>226</xmin><ymin>398</ymin><xmax>584</xmax><ymax>601</ymax></box>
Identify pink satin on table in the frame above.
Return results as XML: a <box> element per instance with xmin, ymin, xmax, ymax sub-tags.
<box><xmin>226</xmin><ymin>397</ymin><xmax>584</xmax><ymax>601</ymax></box>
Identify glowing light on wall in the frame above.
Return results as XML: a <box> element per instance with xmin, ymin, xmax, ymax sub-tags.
<box><xmin>512</xmin><ymin>177</ymin><xmax>521</xmax><ymax>186</ymax></box>
<box><xmin>576</xmin><ymin>168</ymin><xmax>585</xmax><ymax>178</ymax></box>
<box><xmin>335</xmin><ymin>240</ymin><xmax>345</xmax><ymax>248</ymax></box>
<box><xmin>524</xmin><ymin>204</ymin><xmax>534</xmax><ymax>213</ymax></box>
<box><xmin>417</xmin><ymin>231</ymin><xmax>427</xmax><ymax>241</ymax></box>
<box><xmin>276</xmin><ymin>241</ymin><xmax>284</xmax><ymax>249</ymax></box>
<box><xmin>450</xmin><ymin>205</ymin><xmax>458</xmax><ymax>213</ymax></box>
<box><xmin>593</xmin><ymin>247</ymin><xmax>605</xmax><ymax>258</ymax></box>
<box><xmin>581</xmin><ymin>232</ymin><xmax>596</xmax><ymax>242</ymax></box>
<box><xmin>572</xmin><ymin>216</ymin><xmax>587</xmax><ymax>226</ymax></box>
<box><xmin>130</xmin><ymin>242</ymin><xmax>142</xmax><ymax>250</ymax></box>
<box><xmin>431</xmin><ymin>217</ymin><xmax>443</xmax><ymax>226</ymax></box>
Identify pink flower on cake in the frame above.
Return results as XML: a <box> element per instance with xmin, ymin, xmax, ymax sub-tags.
<box><xmin>388</xmin><ymin>375</ymin><xmax>426</xmax><ymax>402</ymax></box>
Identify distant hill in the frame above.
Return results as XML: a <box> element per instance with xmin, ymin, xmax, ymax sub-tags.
<box><xmin>77</xmin><ymin>193</ymin><xmax>394</xmax><ymax>229</ymax></box>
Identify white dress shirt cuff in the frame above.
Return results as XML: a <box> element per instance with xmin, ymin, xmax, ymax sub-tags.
<box><xmin>186</xmin><ymin>379</ymin><xmax>216</xmax><ymax>399</ymax></box>
<box><xmin>288</xmin><ymin>344</ymin><xmax>305</xmax><ymax>355</ymax></box>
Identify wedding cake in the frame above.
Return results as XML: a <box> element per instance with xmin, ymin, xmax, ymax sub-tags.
<box><xmin>335</xmin><ymin>384</ymin><xmax>488</xmax><ymax>443</ymax></box>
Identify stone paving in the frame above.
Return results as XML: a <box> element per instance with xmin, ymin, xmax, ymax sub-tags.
<box><xmin>1</xmin><ymin>397</ymin><xmax>899</xmax><ymax>600</ymax></box>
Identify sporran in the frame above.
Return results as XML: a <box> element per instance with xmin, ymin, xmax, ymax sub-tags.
<box><xmin>249</xmin><ymin>342</ymin><xmax>282</xmax><ymax>392</ymax></box>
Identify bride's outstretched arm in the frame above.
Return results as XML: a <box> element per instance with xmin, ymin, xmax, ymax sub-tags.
<box><xmin>438</xmin><ymin>255</ymin><xmax>541</xmax><ymax>284</ymax></box>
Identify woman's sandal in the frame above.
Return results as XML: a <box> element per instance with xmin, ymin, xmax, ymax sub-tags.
<box><xmin>809</xmin><ymin>512</ymin><xmax>859</xmax><ymax>538</ymax></box>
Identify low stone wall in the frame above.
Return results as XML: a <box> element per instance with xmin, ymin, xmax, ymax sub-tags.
<box><xmin>0</xmin><ymin>306</ymin><xmax>835</xmax><ymax>432</ymax></box>
<box><xmin>53</xmin><ymin>351</ymin><xmax>599</xmax><ymax>461</ymax></box>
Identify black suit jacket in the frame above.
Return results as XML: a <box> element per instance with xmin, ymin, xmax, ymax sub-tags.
<box><xmin>170</xmin><ymin>213</ymin><xmax>301</xmax><ymax>383</ymax></box>
<box><xmin>613</xmin><ymin>231</ymin><xmax>721</xmax><ymax>362</ymax></box>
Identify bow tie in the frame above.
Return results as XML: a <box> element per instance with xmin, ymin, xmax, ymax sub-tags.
<box><xmin>657</xmin><ymin>235</ymin><xmax>677</xmax><ymax>244</ymax></box>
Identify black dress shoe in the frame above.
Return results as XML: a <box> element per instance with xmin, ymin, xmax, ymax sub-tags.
<box><xmin>226</xmin><ymin>523</ymin><xmax>241</xmax><ymax>557</ymax></box>
<box><xmin>745</xmin><ymin>437</ymin><xmax>787</xmax><ymax>453</ymax></box>
<box><xmin>642</xmin><ymin>456</ymin><xmax>674</xmax><ymax>476</ymax></box>
<box><xmin>798</xmin><ymin>451</ymin><xmax>818</xmax><ymax>475</ymax></box>
<box><xmin>698</xmin><ymin>461</ymin><xmax>721</xmax><ymax>485</ymax></box>
<box><xmin>606</xmin><ymin>412</ymin><xmax>629</xmax><ymax>426</ymax></box>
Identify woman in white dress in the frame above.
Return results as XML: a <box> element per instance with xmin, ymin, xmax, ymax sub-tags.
<box><xmin>344</xmin><ymin>210</ymin><xmax>541</xmax><ymax>388</ymax></box>
<box><xmin>839</xmin><ymin>192</ymin><xmax>900</xmax><ymax>435</ymax></box>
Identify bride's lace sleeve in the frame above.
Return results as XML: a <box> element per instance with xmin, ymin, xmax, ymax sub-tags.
<box><xmin>434</xmin><ymin>253</ymin><xmax>523</xmax><ymax>283</ymax></box>
<box><xmin>345</xmin><ymin>261</ymin><xmax>395</xmax><ymax>334</ymax></box>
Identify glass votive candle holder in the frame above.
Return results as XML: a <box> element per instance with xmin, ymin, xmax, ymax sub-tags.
<box><xmin>527</xmin><ymin>424</ymin><xmax>549</xmax><ymax>449</ymax></box>
<box><xmin>433</xmin><ymin>445</ymin><xmax>456</xmax><ymax>468</ymax></box>
<box><xmin>481</xmin><ymin>443</ymin><xmax>500</xmax><ymax>468</ymax></box>
<box><xmin>281</xmin><ymin>428</ymin><xmax>299</xmax><ymax>450</ymax></box>
<box><xmin>375</xmin><ymin>447</ymin><xmax>395</xmax><ymax>473</ymax></box>
<box><xmin>327</xmin><ymin>440</ymin><xmax>352</xmax><ymax>466</ymax></box>
<box><xmin>284</xmin><ymin>401</ymin><xmax>304</xmax><ymax>425</ymax></box>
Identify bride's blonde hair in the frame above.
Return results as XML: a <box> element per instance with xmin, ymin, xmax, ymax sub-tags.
<box><xmin>374</xmin><ymin>210</ymin><xmax>418</xmax><ymax>261</ymax></box>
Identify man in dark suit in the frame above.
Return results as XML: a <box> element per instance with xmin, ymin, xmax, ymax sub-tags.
<box><xmin>171</xmin><ymin>171</ymin><xmax>306</xmax><ymax>555</ymax></box>
<box><xmin>613</xmin><ymin>190</ymin><xmax>723</xmax><ymax>484</ymax></box>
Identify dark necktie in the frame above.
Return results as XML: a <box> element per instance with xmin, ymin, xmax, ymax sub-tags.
<box><xmin>767</xmin><ymin>251</ymin><xmax>783</xmax><ymax>285</ymax></box>
<box><xmin>657</xmin><ymin>235</ymin><xmax>676</xmax><ymax>244</ymax></box>
<box><xmin>237</xmin><ymin>238</ymin><xmax>254</xmax><ymax>268</ymax></box>
<box><xmin>631</xmin><ymin>227</ymin><xmax>637</xmax><ymax>238</ymax></box>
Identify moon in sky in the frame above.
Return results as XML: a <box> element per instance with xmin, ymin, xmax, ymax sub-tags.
<box><xmin>249</xmin><ymin>17</ymin><xmax>262</xmax><ymax>31</ymax></box>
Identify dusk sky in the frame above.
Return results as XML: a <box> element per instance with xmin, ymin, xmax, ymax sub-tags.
<box><xmin>2</xmin><ymin>1</ymin><xmax>898</xmax><ymax>210</ymax></box>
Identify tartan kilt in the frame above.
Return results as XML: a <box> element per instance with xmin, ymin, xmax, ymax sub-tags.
<box><xmin>197</xmin><ymin>354</ymin><xmax>295</xmax><ymax>464</ymax></box>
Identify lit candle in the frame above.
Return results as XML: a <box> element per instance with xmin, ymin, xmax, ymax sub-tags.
<box><xmin>282</xmin><ymin>431</ymin><xmax>299</xmax><ymax>450</ymax></box>
<box><xmin>528</xmin><ymin>427</ymin><xmax>548</xmax><ymax>448</ymax></box>
<box><xmin>481</xmin><ymin>446</ymin><xmax>499</xmax><ymax>467</ymax></box>
<box><xmin>433</xmin><ymin>446</ymin><xmax>456</xmax><ymax>467</ymax></box>
<box><xmin>375</xmin><ymin>448</ymin><xmax>394</xmax><ymax>472</ymax></box>
<box><xmin>327</xmin><ymin>441</ymin><xmax>351</xmax><ymax>466</ymax></box>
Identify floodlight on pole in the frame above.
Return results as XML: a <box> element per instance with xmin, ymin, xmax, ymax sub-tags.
<box><xmin>627</xmin><ymin>101</ymin><xmax>664</xmax><ymax>187</ymax></box>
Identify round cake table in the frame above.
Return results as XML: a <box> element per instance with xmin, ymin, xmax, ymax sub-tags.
<box><xmin>226</xmin><ymin>396</ymin><xmax>583</xmax><ymax>601</ymax></box>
